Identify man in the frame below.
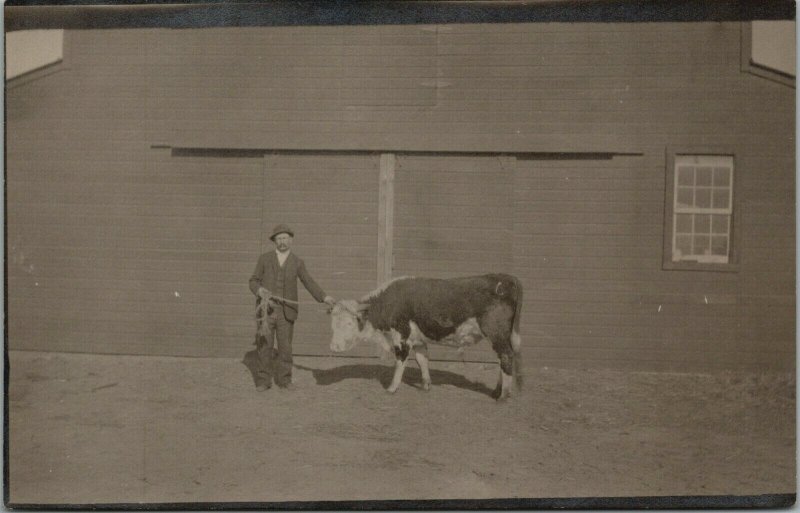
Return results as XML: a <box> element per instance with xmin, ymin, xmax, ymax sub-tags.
<box><xmin>248</xmin><ymin>224</ymin><xmax>335</xmax><ymax>391</ymax></box>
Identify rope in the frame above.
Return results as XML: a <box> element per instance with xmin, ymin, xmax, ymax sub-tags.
<box><xmin>255</xmin><ymin>294</ymin><xmax>361</xmax><ymax>333</ymax></box>
<box><xmin>255</xmin><ymin>294</ymin><xmax>330</xmax><ymax>325</ymax></box>
<box><xmin>256</xmin><ymin>294</ymin><xmax>336</xmax><ymax>335</ymax></box>
<box><xmin>255</xmin><ymin>294</ymin><xmax>298</xmax><ymax>337</ymax></box>
<box><xmin>263</xmin><ymin>294</ymin><xmax>299</xmax><ymax>305</ymax></box>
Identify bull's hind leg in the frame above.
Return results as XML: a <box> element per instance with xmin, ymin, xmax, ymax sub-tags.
<box><xmin>387</xmin><ymin>338</ymin><xmax>411</xmax><ymax>394</ymax></box>
<box><xmin>481</xmin><ymin>304</ymin><xmax>516</xmax><ymax>401</ymax></box>
<box><xmin>413</xmin><ymin>343</ymin><xmax>432</xmax><ymax>391</ymax></box>
<box><xmin>495</xmin><ymin>352</ymin><xmax>514</xmax><ymax>401</ymax></box>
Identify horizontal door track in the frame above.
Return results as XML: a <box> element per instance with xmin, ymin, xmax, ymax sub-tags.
<box><xmin>158</xmin><ymin>146</ymin><xmax>643</xmax><ymax>160</ymax></box>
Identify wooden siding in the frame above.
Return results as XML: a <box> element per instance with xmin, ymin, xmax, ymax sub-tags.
<box><xmin>7</xmin><ymin>146</ymin><xmax>264</xmax><ymax>357</ymax></box>
<box><xmin>513</xmin><ymin>153</ymin><xmax>794</xmax><ymax>371</ymax></box>
<box><xmin>393</xmin><ymin>155</ymin><xmax>513</xmax><ymax>276</ymax></box>
<box><xmin>128</xmin><ymin>22</ymin><xmax>788</xmax><ymax>152</ymax></box>
<box><xmin>392</xmin><ymin>154</ymin><xmax>514</xmax><ymax>361</ymax></box>
<box><xmin>6</xmin><ymin>21</ymin><xmax>795</xmax><ymax>370</ymax></box>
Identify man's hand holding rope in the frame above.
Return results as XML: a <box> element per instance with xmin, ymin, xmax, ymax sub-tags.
<box><xmin>258</xmin><ymin>286</ymin><xmax>336</xmax><ymax>307</ymax></box>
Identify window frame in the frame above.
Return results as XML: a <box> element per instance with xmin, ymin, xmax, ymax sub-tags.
<box><xmin>662</xmin><ymin>147</ymin><xmax>741</xmax><ymax>272</ymax></box>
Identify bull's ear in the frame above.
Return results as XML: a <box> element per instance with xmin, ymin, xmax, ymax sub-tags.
<box><xmin>356</xmin><ymin>303</ymin><xmax>369</xmax><ymax>312</ymax></box>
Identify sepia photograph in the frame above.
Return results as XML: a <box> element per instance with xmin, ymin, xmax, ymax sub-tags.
<box><xmin>4</xmin><ymin>0</ymin><xmax>796</xmax><ymax>509</ymax></box>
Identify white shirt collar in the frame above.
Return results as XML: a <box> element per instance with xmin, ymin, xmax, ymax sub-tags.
<box><xmin>276</xmin><ymin>249</ymin><xmax>290</xmax><ymax>266</ymax></box>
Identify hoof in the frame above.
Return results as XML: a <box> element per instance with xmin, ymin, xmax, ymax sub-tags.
<box><xmin>386</xmin><ymin>387</ymin><xmax>398</xmax><ymax>395</ymax></box>
<box><xmin>421</xmin><ymin>382</ymin><xmax>431</xmax><ymax>392</ymax></box>
<box><xmin>495</xmin><ymin>389</ymin><xmax>511</xmax><ymax>402</ymax></box>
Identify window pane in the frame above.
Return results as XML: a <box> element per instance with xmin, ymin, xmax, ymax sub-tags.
<box><xmin>695</xmin><ymin>214</ymin><xmax>711</xmax><ymax>234</ymax></box>
<box><xmin>711</xmin><ymin>235</ymin><xmax>728</xmax><ymax>256</ymax></box>
<box><xmin>675</xmin><ymin>235</ymin><xmax>692</xmax><ymax>259</ymax></box>
<box><xmin>676</xmin><ymin>214</ymin><xmax>693</xmax><ymax>233</ymax></box>
<box><xmin>670</xmin><ymin>156</ymin><xmax>734</xmax><ymax>266</ymax></box>
<box><xmin>695</xmin><ymin>188</ymin><xmax>711</xmax><ymax>208</ymax></box>
<box><xmin>693</xmin><ymin>234</ymin><xmax>710</xmax><ymax>255</ymax></box>
<box><xmin>677</xmin><ymin>166</ymin><xmax>694</xmax><ymax>186</ymax></box>
<box><xmin>677</xmin><ymin>187</ymin><xmax>693</xmax><ymax>208</ymax></box>
<box><xmin>713</xmin><ymin>167</ymin><xmax>731</xmax><ymax>186</ymax></box>
<box><xmin>696</xmin><ymin>166</ymin><xmax>712</xmax><ymax>186</ymax></box>
<box><xmin>711</xmin><ymin>214</ymin><xmax>730</xmax><ymax>234</ymax></box>
<box><xmin>712</xmin><ymin>188</ymin><xmax>730</xmax><ymax>209</ymax></box>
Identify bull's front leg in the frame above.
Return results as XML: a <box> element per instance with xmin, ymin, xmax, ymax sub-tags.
<box><xmin>413</xmin><ymin>343</ymin><xmax>432</xmax><ymax>391</ymax></box>
<box><xmin>387</xmin><ymin>339</ymin><xmax>411</xmax><ymax>394</ymax></box>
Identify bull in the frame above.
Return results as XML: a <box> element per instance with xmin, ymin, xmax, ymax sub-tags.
<box><xmin>329</xmin><ymin>274</ymin><xmax>523</xmax><ymax>401</ymax></box>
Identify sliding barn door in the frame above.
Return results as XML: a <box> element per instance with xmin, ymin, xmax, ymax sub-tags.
<box><xmin>260</xmin><ymin>154</ymin><xmax>380</xmax><ymax>357</ymax></box>
<box><xmin>392</xmin><ymin>154</ymin><xmax>514</xmax><ymax>361</ymax></box>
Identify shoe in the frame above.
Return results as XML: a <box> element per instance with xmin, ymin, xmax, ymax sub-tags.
<box><xmin>278</xmin><ymin>383</ymin><xmax>297</xmax><ymax>391</ymax></box>
<box><xmin>256</xmin><ymin>383</ymin><xmax>271</xmax><ymax>392</ymax></box>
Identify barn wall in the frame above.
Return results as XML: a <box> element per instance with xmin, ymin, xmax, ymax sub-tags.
<box><xmin>130</xmin><ymin>22</ymin><xmax>789</xmax><ymax>154</ymax></box>
<box><xmin>7</xmin><ymin>118</ymin><xmax>264</xmax><ymax>355</ymax></box>
<box><xmin>513</xmin><ymin>153</ymin><xmax>794</xmax><ymax>371</ymax></box>
<box><xmin>6</xmin><ymin>21</ymin><xmax>795</xmax><ymax>370</ymax></box>
<box><xmin>392</xmin><ymin>155</ymin><xmax>514</xmax><ymax>278</ymax></box>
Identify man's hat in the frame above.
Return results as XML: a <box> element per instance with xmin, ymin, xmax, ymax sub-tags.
<box><xmin>269</xmin><ymin>224</ymin><xmax>294</xmax><ymax>241</ymax></box>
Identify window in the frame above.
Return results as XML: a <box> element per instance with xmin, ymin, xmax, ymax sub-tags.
<box><xmin>664</xmin><ymin>153</ymin><xmax>738</xmax><ymax>271</ymax></box>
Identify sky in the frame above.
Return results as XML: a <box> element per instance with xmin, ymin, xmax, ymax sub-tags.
<box><xmin>752</xmin><ymin>20</ymin><xmax>796</xmax><ymax>75</ymax></box>
<box><xmin>5</xmin><ymin>29</ymin><xmax>63</xmax><ymax>79</ymax></box>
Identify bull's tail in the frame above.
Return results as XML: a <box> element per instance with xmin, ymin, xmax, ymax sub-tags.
<box><xmin>510</xmin><ymin>276</ymin><xmax>523</xmax><ymax>391</ymax></box>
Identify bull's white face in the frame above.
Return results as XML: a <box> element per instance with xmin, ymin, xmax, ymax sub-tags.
<box><xmin>329</xmin><ymin>300</ymin><xmax>363</xmax><ymax>352</ymax></box>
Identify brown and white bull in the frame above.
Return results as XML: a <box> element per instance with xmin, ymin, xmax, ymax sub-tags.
<box><xmin>329</xmin><ymin>274</ymin><xmax>523</xmax><ymax>401</ymax></box>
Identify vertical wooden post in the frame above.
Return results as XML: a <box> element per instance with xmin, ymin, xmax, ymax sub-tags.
<box><xmin>261</xmin><ymin>154</ymin><xmax>276</xmax><ymax>253</ymax></box>
<box><xmin>377</xmin><ymin>153</ymin><xmax>395</xmax><ymax>287</ymax></box>
<box><xmin>499</xmin><ymin>155</ymin><xmax>516</xmax><ymax>274</ymax></box>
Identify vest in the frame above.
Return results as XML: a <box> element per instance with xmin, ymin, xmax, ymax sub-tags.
<box><xmin>274</xmin><ymin>260</ymin><xmax>287</xmax><ymax>311</ymax></box>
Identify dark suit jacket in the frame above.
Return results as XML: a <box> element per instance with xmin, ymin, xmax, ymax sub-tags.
<box><xmin>249</xmin><ymin>251</ymin><xmax>327</xmax><ymax>322</ymax></box>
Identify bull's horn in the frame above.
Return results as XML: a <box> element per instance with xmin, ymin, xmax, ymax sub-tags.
<box><xmin>356</xmin><ymin>303</ymin><xmax>370</xmax><ymax>312</ymax></box>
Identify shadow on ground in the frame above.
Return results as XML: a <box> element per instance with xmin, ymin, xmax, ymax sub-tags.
<box><xmin>295</xmin><ymin>362</ymin><xmax>495</xmax><ymax>398</ymax></box>
<box><xmin>242</xmin><ymin>349</ymin><xmax>494</xmax><ymax>398</ymax></box>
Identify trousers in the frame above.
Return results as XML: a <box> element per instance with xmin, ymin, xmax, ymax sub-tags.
<box><xmin>254</xmin><ymin>305</ymin><xmax>295</xmax><ymax>388</ymax></box>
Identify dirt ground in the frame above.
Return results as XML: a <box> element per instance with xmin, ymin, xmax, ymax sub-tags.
<box><xmin>7</xmin><ymin>350</ymin><xmax>796</xmax><ymax>505</ymax></box>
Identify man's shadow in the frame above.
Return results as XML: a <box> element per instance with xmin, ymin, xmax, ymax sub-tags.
<box><xmin>242</xmin><ymin>350</ymin><xmax>495</xmax><ymax>398</ymax></box>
